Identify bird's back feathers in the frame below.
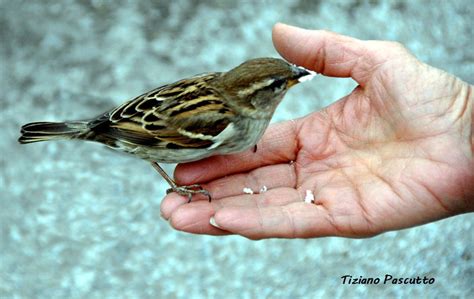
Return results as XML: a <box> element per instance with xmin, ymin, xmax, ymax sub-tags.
<box><xmin>102</xmin><ymin>72</ymin><xmax>237</xmax><ymax>150</ymax></box>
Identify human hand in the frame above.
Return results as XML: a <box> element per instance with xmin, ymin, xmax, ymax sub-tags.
<box><xmin>160</xmin><ymin>23</ymin><xmax>474</xmax><ymax>239</ymax></box>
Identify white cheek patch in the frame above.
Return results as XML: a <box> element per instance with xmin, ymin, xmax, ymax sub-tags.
<box><xmin>296</xmin><ymin>66</ymin><xmax>317</xmax><ymax>82</ymax></box>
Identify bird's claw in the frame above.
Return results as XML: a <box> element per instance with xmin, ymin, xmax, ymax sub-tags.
<box><xmin>166</xmin><ymin>184</ymin><xmax>211</xmax><ymax>203</ymax></box>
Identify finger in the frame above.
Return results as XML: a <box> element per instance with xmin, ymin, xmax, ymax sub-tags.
<box><xmin>212</xmin><ymin>202</ymin><xmax>340</xmax><ymax>239</ymax></box>
<box><xmin>164</xmin><ymin>188</ymin><xmax>304</xmax><ymax>235</ymax></box>
<box><xmin>195</xmin><ymin>163</ymin><xmax>297</xmax><ymax>201</ymax></box>
<box><xmin>214</xmin><ymin>187</ymin><xmax>303</xmax><ymax>209</ymax></box>
<box><xmin>161</xmin><ymin>184</ymin><xmax>299</xmax><ymax>221</ymax></box>
<box><xmin>272</xmin><ymin>23</ymin><xmax>372</xmax><ymax>85</ymax></box>
<box><xmin>174</xmin><ymin>120</ymin><xmax>299</xmax><ymax>185</ymax></box>
<box><xmin>167</xmin><ymin>199</ymin><xmax>231</xmax><ymax>236</ymax></box>
<box><xmin>160</xmin><ymin>192</ymin><xmax>189</xmax><ymax>220</ymax></box>
<box><xmin>160</xmin><ymin>187</ymin><xmax>219</xmax><ymax>219</ymax></box>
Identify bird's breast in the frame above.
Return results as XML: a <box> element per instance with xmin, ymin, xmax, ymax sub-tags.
<box><xmin>211</xmin><ymin>117</ymin><xmax>271</xmax><ymax>155</ymax></box>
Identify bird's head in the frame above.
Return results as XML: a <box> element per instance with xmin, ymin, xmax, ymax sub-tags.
<box><xmin>217</xmin><ymin>57</ymin><xmax>316</xmax><ymax>117</ymax></box>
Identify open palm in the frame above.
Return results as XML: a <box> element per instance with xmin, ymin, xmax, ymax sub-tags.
<box><xmin>161</xmin><ymin>24</ymin><xmax>473</xmax><ymax>239</ymax></box>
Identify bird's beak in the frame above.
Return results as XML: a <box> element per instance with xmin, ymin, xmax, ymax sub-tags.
<box><xmin>288</xmin><ymin>65</ymin><xmax>317</xmax><ymax>87</ymax></box>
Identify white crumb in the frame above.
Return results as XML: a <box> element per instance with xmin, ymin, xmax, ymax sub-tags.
<box><xmin>297</xmin><ymin>66</ymin><xmax>317</xmax><ymax>82</ymax></box>
<box><xmin>304</xmin><ymin>190</ymin><xmax>315</xmax><ymax>203</ymax></box>
<box><xmin>243</xmin><ymin>187</ymin><xmax>254</xmax><ymax>194</ymax></box>
<box><xmin>259</xmin><ymin>186</ymin><xmax>268</xmax><ymax>193</ymax></box>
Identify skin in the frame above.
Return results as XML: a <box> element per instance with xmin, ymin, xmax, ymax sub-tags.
<box><xmin>160</xmin><ymin>23</ymin><xmax>474</xmax><ymax>240</ymax></box>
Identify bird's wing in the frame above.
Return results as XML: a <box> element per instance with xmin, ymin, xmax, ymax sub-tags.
<box><xmin>99</xmin><ymin>73</ymin><xmax>237</xmax><ymax>149</ymax></box>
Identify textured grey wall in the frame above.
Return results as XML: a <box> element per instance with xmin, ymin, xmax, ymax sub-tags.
<box><xmin>1</xmin><ymin>1</ymin><xmax>472</xmax><ymax>298</ymax></box>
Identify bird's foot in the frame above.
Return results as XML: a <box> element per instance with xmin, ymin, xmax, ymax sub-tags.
<box><xmin>166</xmin><ymin>184</ymin><xmax>211</xmax><ymax>203</ymax></box>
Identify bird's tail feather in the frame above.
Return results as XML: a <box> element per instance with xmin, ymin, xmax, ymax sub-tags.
<box><xmin>18</xmin><ymin>121</ymin><xmax>89</xmax><ymax>144</ymax></box>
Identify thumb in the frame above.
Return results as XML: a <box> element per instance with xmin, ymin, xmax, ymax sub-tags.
<box><xmin>272</xmin><ymin>23</ymin><xmax>371</xmax><ymax>85</ymax></box>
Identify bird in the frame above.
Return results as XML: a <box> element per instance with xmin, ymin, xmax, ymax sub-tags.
<box><xmin>18</xmin><ymin>57</ymin><xmax>315</xmax><ymax>202</ymax></box>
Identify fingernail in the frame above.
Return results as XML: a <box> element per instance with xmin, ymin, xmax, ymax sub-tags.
<box><xmin>209</xmin><ymin>216</ymin><xmax>220</xmax><ymax>228</ymax></box>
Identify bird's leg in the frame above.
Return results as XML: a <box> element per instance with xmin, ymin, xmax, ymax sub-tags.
<box><xmin>253</xmin><ymin>144</ymin><xmax>257</xmax><ymax>153</ymax></box>
<box><xmin>151</xmin><ymin>162</ymin><xmax>211</xmax><ymax>203</ymax></box>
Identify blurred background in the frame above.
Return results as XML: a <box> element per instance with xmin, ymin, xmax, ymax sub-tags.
<box><xmin>1</xmin><ymin>0</ymin><xmax>472</xmax><ymax>298</ymax></box>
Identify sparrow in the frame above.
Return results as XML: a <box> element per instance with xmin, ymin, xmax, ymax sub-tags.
<box><xmin>18</xmin><ymin>57</ymin><xmax>315</xmax><ymax>202</ymax></box>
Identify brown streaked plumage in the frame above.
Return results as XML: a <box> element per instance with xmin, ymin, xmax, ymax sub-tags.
<box><xmin>18</xmin><ymin>58</ymin><xmax>315</xmax><ymax>201</ymax></box>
